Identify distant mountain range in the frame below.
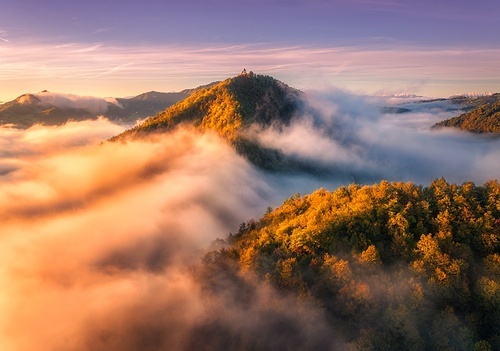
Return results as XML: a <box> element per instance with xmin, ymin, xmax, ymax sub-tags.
<box><xmin>3</xmin><ymin>73</ymin><xmax>499</xmax><ymax>138</ymax></box>
<box><xmin>0</xmin><ymin>84</ymin><xmax>217</xmax><ymax>128</ymax></box>
<box><xmin>0</xmin><ymin>92</ymin><xmax>96</xmax><ymax>127</ymax></box>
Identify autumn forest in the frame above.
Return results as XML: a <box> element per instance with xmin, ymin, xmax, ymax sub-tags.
<box><xmin>195</xmin><ymin>179</ymin><xmax>500</xmax><ymax>350</ymax></box>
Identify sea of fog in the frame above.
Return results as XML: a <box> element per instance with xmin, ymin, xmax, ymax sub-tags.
<box><xmin>1</xmin><ymin>91</ymin><xmax>499</xmax><ymax>350</ymax></box>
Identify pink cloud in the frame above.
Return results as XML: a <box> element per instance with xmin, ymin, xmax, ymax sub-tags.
<box><xmin>1</xmin><ymin>42</ymin><xmax>499</xmax><ymax>101</ymax></box>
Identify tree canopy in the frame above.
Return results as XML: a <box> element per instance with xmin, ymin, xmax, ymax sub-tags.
<box><xmin>200</xmin><ymin>179</ymin><xmax>500</xmax><ymax>350</ymax></box>
<box><xmin>434</xmin><ymin>101</ymin><xmax>500</xmax><ymax>134</ymax></box>
<box><xmin>111</xmin><ymin>73</ymin><xmax>305</xmax><ymax>170</ymax></box>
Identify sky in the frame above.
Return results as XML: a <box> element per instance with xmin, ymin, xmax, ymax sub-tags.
<box><xmin>1</xmin><ymin>0</ymin><xmax>500</xmax><ymax>102</ymax></box>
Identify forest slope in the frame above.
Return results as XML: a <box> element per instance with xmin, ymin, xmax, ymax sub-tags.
<box><xmin>434</xmin><ymin>99</ymin><xmax>500</xmax><ymax>134</ymax></box>
<box><xmin>198</xmin><ymin>179</ymin><xmax>500</xmax><ymax>350</ymax></box>
<box><xmin>112</xmin><ymin>72</ymin><xmax>305</xmax><ymax>170</ymax></box>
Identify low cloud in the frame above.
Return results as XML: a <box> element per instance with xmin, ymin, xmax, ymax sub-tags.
<box><xmin>0</xmin><ymin>120</ymin><xmax>338</xmax><ymax>351</ymax></box>
<box><xmin>1</xmin><ymin>90</ymin><xmax>499</xmax><ymax>350</ymax></box>
<box><xmin>254</xmin><ymin>90</ymin><xmax>500</xmax><ymax>184</ymax></box>
<box><xmin>35</xmin><ymin>91</ymin><xmax>118</xmax><ymax>114</ymax></box>
<box><xmin>379</xmin><ymin>98</ymin><xmax>468</xmax><ymax>129</ymax></box>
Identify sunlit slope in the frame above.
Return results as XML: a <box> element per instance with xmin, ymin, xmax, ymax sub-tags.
<box><xmin>434</xmin><ymin>99</ymin><xmax>500</xmax><ymax>134</ymax></box>
<box><xmin>116</xmin><ymin>73</ymin><xmax>300</xmax><ymax>139</ymax></box>
<box><xmin>205</xmin><ymin>179</ymin><xmax>500</xmax><ymax>350</ymax></box>
<box><xmin>112</xmin><ymin>73</ymin><xmax>303</xmax><ymax>170</ymax></box>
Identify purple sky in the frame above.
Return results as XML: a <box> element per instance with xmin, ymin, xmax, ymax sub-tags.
<box><xmin>1</xmin><ymin>0</ymin><xmax>499</xmax><ymax>101</ymax></box>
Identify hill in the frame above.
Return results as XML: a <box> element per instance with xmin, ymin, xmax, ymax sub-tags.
<box><xmin>105</xmin><ymin>83</ymin><xmax>219</xmax><ymax>122</ymax></box>
<box><xmin>197</xmin><ymin>179</ymin><xmax>500</xmax><ymax>350</ymax></box>
<box><xmin>0</xmin><ymin>88</ymin><xmax>202</xmax><ymax>128</ymax></box>
<box><xmin>449</xmin><ymin>93</ymin><xmax>500</xmax><ymax>108</ymax></box>
<box><xmin>433</xmin><ymin>99</ymin><xmax>500</xmax><ymax>134</ymax></box>
<box><xmin>112</xmin><ymin>72</ymin><xmax>307</xmax><ymax>171</ymax></box>
<box><xmin>114</xmin><ymin>72</ymin><xmax>301</xmax><ymax>139</ymax></box>
<box><xmin>105</xmin><ymin>91</ymin><xmax>190</xmax><ymax>123</ymax></box>
<box><xmin>0</xmin><ymin>93</ymin><xmax>95</xmax><ymax>127</ymax></box>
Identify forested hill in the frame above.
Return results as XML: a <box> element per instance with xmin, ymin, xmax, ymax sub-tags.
<box><xmin>198</xmin><ymin>179</ymin><xmax>500</xmax><ymax>350</ymax></box>
<box><xmin>434</xmin><ymin>99</ymin><xmax>500</xmax><ymax>134</ymax></box>
<box><xmin>113</xmin><ymin>72</ymin><xmax>301</xmax><ymax>140</ymax></box>
<box><xmin>111</xmin><ymin>72</ymin><xmax>305</xmax><ymax>170</ymax></box>
<box><xmin>0</xmin><ymin>90</ymin><xmax>193</xmax><ymax>128</ymax></box>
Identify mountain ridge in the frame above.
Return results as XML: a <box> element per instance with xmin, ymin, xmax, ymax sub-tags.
<box><xmin>433</xmin><ymin>97</ymin><xmax>500</xmax><ymax>134</ymax></box>
<box><xmin>0</xmin><ymin>87</ymin><xmax>210</xmax><ymax>128</ymax></box>
<box><xmin>0</xmin><ymin>92</ymin><xmax>95</xmax><ymax>126</ymax></box>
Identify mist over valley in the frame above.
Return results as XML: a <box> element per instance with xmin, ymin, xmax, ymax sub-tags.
<box><xmin>1</xmin><ymin>74</ymin><xmax>499</xmax><ymax>350</ymax></box>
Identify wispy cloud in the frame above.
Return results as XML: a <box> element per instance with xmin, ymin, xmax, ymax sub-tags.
<box><xmin>0</xmin><ymin>29</ymin><xmax>8</xmax><ymax>42</ymax></box>
<box><xmin>0</xmin><ymin>42</ymin><xmax>499</xmax><ymax>100</ymax></box>
<box><xmin>89</xmin><ymin>62</ymin><xmax>135</xmax><ymax>78</ymax></box>
<box><xmin>92</xmin><ymin>27</ymin><xmax>113</xmax><ymax>35</ymax></box>
<box><xmin>69</xmin><ymin>44</ymin><xmax>102</xmax><ymax>53</ymax></box>
<box><xmin>34</xmin><ymin>91</ymin><xmax>112</xmax><ymax>114</ymax></box>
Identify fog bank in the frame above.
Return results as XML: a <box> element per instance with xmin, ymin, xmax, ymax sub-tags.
<box><xmin>0</xmin><ymin>121</ymin><xmax>297</xmax><ymax>351</ymax></box>
<box><xmin>255</xmin><ymin>90</ymin><xmax>500</xmax><ymax>184</ymax></box>
<box><xmin>1</xmin><ymin>89</ymin><xmax>499</xmax><ymax>350</ymax></box>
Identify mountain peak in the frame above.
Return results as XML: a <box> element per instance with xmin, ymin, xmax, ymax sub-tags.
<box><xmin>15</xmin><ymin>93</ymin><xmax>41</xmax><ymax>105</ymax></box>
<box><xmin>114</xmin><ymin>73</ymin><xmax>302</xmax><ymax>141</ymax></box>
<box><xmin>111</xmin><ymin>73</ymin><xmax>304</xmax><ymax>170</ymax></box>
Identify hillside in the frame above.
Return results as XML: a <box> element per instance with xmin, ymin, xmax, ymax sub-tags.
<box><xmin>105</xmin><ymin>83</ymin><xmax>219</xmax><ymax>122</ymax></box>
<box><xmin>0</xmin><ymin>93</ymin><xmax>95</xmax><ymax>127</ymax></box>
<box><xmin>198</xmin><ymin>179</ymin><xmax>500</xmax><ymax>350</ymax></box>
<box><xmin>434</xmin><ymin>99</ymin><xmax>500</xmax><ymax>134</ymax></box>
<box><xmin>105</xmin><ymin>91</ymin><xmax>190</xmax><ymax>122</ymax></box>
<box><xmin>0</xmin><ymin>89</ymin><xmax>196</xmax><ymax>128</ymax></box>
<box><xmin>449</xmin><ymin>93</ymin><xmax>500</xmax><ymax>108</ymax></box>
<box><xmin>112</xmin><ymin>72</ymin><xmax>306</xmax><ymax>170</ymax></box>
<box><xmin>115</xmin><ymin>72</ymin><xmax>301</xmax><ymax>139</ymax></box>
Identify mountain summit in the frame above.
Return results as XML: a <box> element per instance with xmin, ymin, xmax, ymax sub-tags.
<box><xmin>114</xmin><ymin>72</ymin><xmax>301</xmax><ymax>140</ymax></box>
<box><xmin>112</xmin><ymin>73</ymin><xmax>304</xmax><ymax>170</ymax></box>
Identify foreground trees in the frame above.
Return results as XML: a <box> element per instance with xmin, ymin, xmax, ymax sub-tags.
<box><xmin>202</xmin><ymin>179</ymin><xmax>500</xmax><ymax>350</ymax></box>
